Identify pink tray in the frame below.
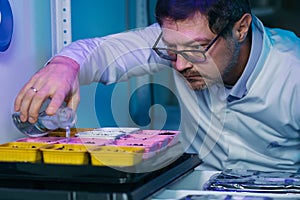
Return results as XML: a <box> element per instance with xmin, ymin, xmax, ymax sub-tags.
<box><xmin>126</xmin><ymin>130</ymin><xmax>180</xmax><ymax>146</ymax></box>
<box><xmin>57</xmin><ymin>137</ymin><xmax>112</xmax><ymax>146</ymax></box>
<box><xmin>16</xmin><ymin>137</ymin><xmax>64</xmax><ymax>144</ymax></box>
<box><xmin>114</xmin><ymin>139</ymin><xmax>160</xmax><ymax>153</ymax></box>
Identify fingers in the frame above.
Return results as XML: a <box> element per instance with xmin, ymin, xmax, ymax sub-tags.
<box><xmin>65</xmin><ymin>76</ymin><xmax>80</xmax><ymax>111</ymax></box>
<box><xmin>46</xmin><ymin>92</ymin><xmax>69</xmax><ymax>116</ymax></box>
<box><xmin>27</xmin><ymin>85</ymin><xmax>54</xmax><ymax>123</ymax></box>
<box><xmin>14</xmin><ymin>77</ymin><xmax>42</xmax><ymax>122</ymax></box>
<box><xmin>17</xmin><ymin>82</ymin><xmax>51</xmax><ymax>123</ymax></box>
<box><xmin>16</xmin><ymin>81</ymin><xmax>73</xmax><ymax>123</ymax></box>
<box><xmin>66</xmin><ymin>87</ymin><xmax>80</xmax><ymax>112</ymax></box>
<box><xmin>14</xmin><ymin>80</ymin><xmax>37</xmax><ymax>112</ymax></box>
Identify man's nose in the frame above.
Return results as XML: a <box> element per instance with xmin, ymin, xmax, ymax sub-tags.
<box><xmin>173</xmin><ymin>54</ymin><xmax>192</xmax><ymax>72</ymax></box>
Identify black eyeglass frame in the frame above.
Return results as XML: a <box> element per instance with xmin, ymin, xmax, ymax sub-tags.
<box><xmin>152</xmin><ymin>24</ymin><xmax>229</xmax><ymax>63</ymax></box>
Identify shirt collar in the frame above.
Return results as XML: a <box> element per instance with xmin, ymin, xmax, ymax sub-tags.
<box><xmin>227</xmin><ymin>16</ymin><xmax>263</xmax><ymax>102</ymax></box>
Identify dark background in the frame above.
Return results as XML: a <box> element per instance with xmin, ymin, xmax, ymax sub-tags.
<box><xmin>250</xmin><ymin>0</ymin><xmax>300</xmax><ymax>36</ymax></box>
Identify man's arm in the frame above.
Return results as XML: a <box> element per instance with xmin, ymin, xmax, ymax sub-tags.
<box><xmin>14</xmin><ymin>23</ymin><xmax>169</xmax><ymax>123</ymax></box>
<box><xmin>57</xmin><ymin>23</ymin><xmax>166</xmax><ymax>85</ymax></box>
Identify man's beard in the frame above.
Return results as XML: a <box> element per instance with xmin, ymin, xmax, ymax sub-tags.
<box><xmin>221</xmin><ymin>36</ymin><xmax>241</xmax><ymax>84</ymax></box>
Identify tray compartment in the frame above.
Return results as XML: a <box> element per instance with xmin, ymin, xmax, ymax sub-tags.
<box><xmin>0</xmin><ymin>142</ymin><xmax>46</xmax><ymax>163</ymax></box>
<box><xmin>90</xmin><ymin>145</ymin><xmax>145</xmax><ymax>166</ymax></box>
<box><xmin>40</xmin><ymin>144</ymin><xmax>89</xmax><ymax>165</ymax></box>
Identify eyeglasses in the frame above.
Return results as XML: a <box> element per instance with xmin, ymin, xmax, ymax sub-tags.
<box><xmin>152</xmin><ymin>25</ymin><xmax>228</xmax><ymax>63</ymax></box>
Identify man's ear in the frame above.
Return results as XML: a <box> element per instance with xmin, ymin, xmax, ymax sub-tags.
<box><xmin>233</xmin><ymin>13</ymin><xmax>252</xmax><ymax>41</ymax></box>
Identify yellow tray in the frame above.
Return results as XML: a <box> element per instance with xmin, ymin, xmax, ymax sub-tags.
<box><xmin>40</xmin><ymin>144</ymin><xmax>89</xmax><ymax>165</ymax></box>
<box><xmin>0</xmin><ymin>142</ymin><xmax>46</xmax><ymax>163</ymax></box>
<box><xmin>89</xmin><ymin>146</ymin><xmax>145</xmax><ymax>167</ymax></box>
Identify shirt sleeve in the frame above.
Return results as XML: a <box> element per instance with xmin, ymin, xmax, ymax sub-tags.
<box><xmin>55</xmin><ymin>23</ymin><xmax>171</xmax><ymax>85</ymax></box>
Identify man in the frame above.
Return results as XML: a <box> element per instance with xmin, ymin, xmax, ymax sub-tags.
<box><xmin>14</xmin><ymin>0</ymin><xmax>300</xmax><ymax>171</ymax></box>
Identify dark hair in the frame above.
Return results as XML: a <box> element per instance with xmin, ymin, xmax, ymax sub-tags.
<box><xmin>155</xmin><ymin>0</ymin><xmax>251</xmax><ymax>36</ymax></box>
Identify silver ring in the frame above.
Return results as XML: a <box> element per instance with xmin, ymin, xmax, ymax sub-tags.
<box><xmin>30</xmin><ymin>86</ymin><xmax>38</xmax><ymax>93</ymax></box>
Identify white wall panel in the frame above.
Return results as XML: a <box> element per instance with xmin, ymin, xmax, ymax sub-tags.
<box><xmin>0</xmin><ymin>0</ymin><xmax>52</xmax><ymax>143</ymax></box>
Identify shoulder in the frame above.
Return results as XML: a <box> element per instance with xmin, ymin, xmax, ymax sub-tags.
<box><xmin>265</xmin><ymin>27</ymin><xmax>300</xmax><ymax>56</ymax></box>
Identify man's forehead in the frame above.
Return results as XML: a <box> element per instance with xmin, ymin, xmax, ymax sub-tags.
<box><xmin>160</xmin><ymin>13</ymin><xmax>213</xmax><ymax>43</ymax></box>
<box><xmin>161</xmin><ymin>12</ymin><xmax>209</xmax><ymax>30</ymax></box>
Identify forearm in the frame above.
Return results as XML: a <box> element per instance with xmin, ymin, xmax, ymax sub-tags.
<box><xmin>55</xmin><ymin>23</ymin><xmax>169</xmax><ymax>85</ymax></box>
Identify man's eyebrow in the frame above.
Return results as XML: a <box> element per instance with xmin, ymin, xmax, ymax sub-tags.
<box><xmin>162</xmin><ymin>36</ymin><xmax>210</xmax><ymax>46</ymax></box>
<box><xmin>184</xmin><ymin>36</ymin><xmax>212</xmax><ymax>45</ymax></box>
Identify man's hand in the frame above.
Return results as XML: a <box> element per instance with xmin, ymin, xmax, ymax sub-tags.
<box><xmin>14</xmin><ymin>56</ymin><xmax>80</xmax><ymax>123</ymax></box>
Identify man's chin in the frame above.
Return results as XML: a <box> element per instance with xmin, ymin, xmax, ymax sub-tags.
<box><xmin>187</xmin><ymin>81</ymin><xmax>208</xmax><ymax>91</ymax></box>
